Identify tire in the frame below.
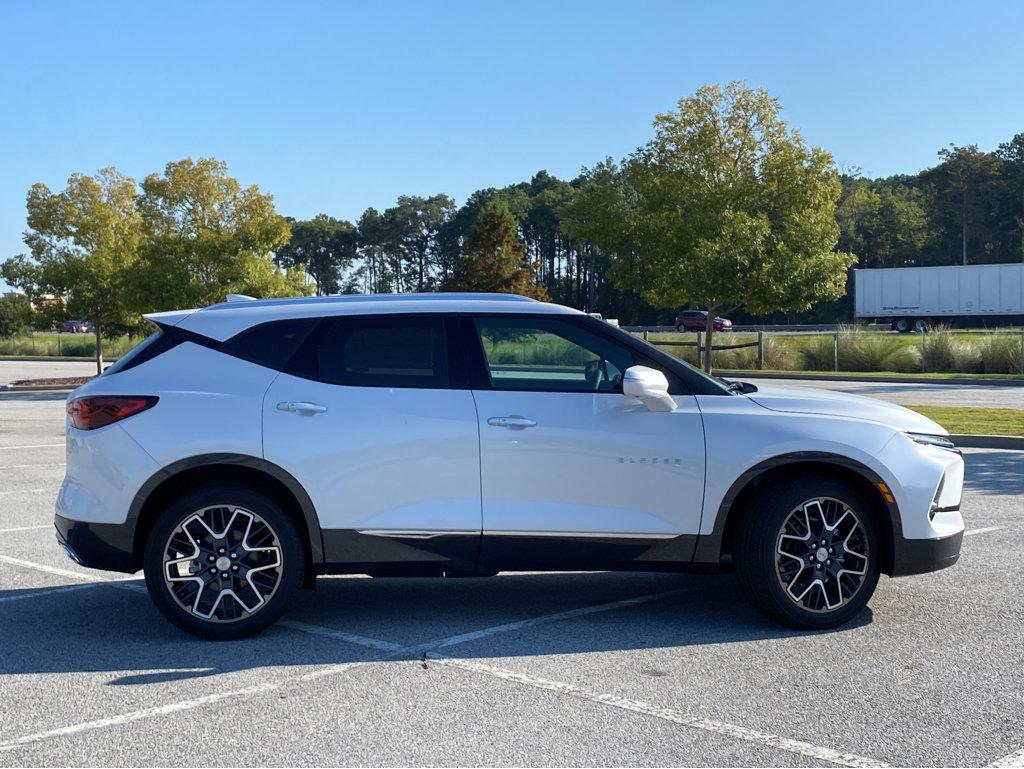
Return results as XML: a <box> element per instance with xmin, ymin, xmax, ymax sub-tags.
<box><xmin>893</xmin><ymin>318</ymin><xmax>912</xmax><ymax>334</ymax></box>
<box><xmin>914</xmin><ymin>318</ymin><xmax>930</xmax><ymax>333</ymax></box>
<box><xmin>676</xmin><ymin>324</ymin><xmax>686</xmax><ymax>332</ymax></box>
<box><xmin>143</xmin><ymin>484</ymin><xmax>304</xmax><ymax>640</ymax></box>
<box><xmin>734</xmin><ymin>475</ymin><xmax>881</xmax><ymax>630</ymax></box>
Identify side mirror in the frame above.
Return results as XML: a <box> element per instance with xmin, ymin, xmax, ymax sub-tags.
<box><xmin>622</xmin><ymin>366</ymin><xmax>675</xmax><ymax>412</ymax></box>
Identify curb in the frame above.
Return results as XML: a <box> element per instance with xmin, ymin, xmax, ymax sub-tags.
<box><xmin>950</xmin><ymin>434</ymin><xmax>1024</xmax><ymax>450</ymax></box>
<box><xmin>719</xmin><ymin>371</ymin><xmax>1024</xmax><ymax>386</ymax></box>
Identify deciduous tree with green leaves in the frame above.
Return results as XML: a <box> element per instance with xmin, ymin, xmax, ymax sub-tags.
<box><xmin>134</xmin><ymin>158</ymin><xmax>309</xmax><ymax>310</ymax></box>
<box><xmin>444</xmin><ymin>199</ymin><xmax>549</xmax><ymax>300</ymax></box>
<box><xmin>570</xmin><ymin>82</ymin><xmax>855</xmax><ymax>371</ymax></box>
<box><xmin>1</xmin><ymin>168</ymin><xmax>143</xmax><ymax>373</ymax></box>
<box><xmin>276</xmin><ymin>214</ymin><xmax>359</xmax><ymax>295</ymax></box>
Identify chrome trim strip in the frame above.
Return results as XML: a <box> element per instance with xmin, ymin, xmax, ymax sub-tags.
<box><xmin>356</xmin><ymin>530</ymin><xmax>480</xmax><ymax>540</ymax></box>
<box><xmin>485</xmin><ymin>530</ymin><xmax>679</xmax><ymax>540</ymax></box>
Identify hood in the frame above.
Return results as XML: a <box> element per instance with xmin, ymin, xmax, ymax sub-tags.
<box><xmin>746</xmin><ymin>384</ymin><xmax>947</xmax><ymax>435</ymax></box>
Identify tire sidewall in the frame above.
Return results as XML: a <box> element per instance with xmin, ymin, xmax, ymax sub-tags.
<box><xmin>737</xmin><ymin>476</ymin><xmax>882</xmax><ymax>629</ymax></box>
<box><xmin>143</xmin><ymin>484</ymin><xmax>304</xmax><ymax>640</ymax></box>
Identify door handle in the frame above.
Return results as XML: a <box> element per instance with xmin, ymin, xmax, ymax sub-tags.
<box><xmin>487</xmin><ymin>416</ymin><xmax>537</xmax><ymax>429</ymax></box>
<box><xmin>277</xmin><ymin>401</ymin><xmax>328</xmax><ymax>415</ymax></box>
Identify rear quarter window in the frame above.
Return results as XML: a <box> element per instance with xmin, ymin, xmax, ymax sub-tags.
<box><xmin>223</xmin><ymin>319</ymin><xmax>320</xmax><ymax>370</ymax></box>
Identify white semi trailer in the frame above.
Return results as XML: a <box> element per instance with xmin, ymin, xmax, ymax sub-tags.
<box><xmin>853</xmin><ymin>264</ymin><xmax>1024</xmax><ymax>332</ymax></box>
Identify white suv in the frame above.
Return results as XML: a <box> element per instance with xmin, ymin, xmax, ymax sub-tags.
<box><xmin>56</xmin><ymin>294</ymin><xmax>964</xmax><ymax>639</ymax></box>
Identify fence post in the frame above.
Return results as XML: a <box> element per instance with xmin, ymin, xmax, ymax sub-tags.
<box><xmin>696</xmin><ymin>331</ymin><xmax>703</xmax><ymax>369</ymax></box>
<box><xmin>757</xmin><ymin>330</ymin><xmax>764</xmax><ymax>370</ymax></box>
<box><xmin>643</xmin><ymin>330</ymin><xmax>649</xmax><ymax>343</ymax></box>
<box><xmin>833</xmin><ymin>332</ymin><xmax>839</xmax><ymax>372</ymax></box>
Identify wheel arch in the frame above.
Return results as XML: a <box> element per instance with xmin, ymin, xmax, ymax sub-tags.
<box><xmin>128</xmin><ymin>454</ymin><xmax>324</xmax><ymax>579</ymax></box>
<box><xmin>693</xmin><ymin>452</ymin><xmax>901</xmax><ymax>575</ymax></box>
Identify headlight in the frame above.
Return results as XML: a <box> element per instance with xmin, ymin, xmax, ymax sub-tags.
<box><xmin>907</xmin><ymin>432</ymin><xmax>956</xmax><ymax>450</ymax></box>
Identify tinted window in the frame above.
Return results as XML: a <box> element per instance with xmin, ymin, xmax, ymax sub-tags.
<box><xmin>293</xmin><ymin>316</ymin><xmax>449</xmax><ymax>388</ymax></box>
<box><xmin>474</xmin><ymin>317</ymin><xmax>635</xmax><ymax>392</ymax></box>
<box><xmin>224</xmin><ymin>319</ymin><xmax>319</xmax><ymax>370</ymax></box>
<box><xmin>102</xmin><ymin>330</ymin><xmax>164</xmax><ymax>376</ymax></box>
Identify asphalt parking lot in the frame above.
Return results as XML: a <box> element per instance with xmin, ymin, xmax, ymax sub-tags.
<box><xmin>1</xmin><ymin>390</ymin><xmax>1022</xmax><ymax>768</ymax></box>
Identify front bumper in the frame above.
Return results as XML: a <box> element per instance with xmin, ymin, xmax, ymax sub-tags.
<box><xmin>889</xmin><ymin>526</ymin><xmax>963</xmax><ymax>577</ymax></box>
<box><xmin>54</xmin><ymin>513</ymin><xmax>138</xmax><ymax>574</ymax></box>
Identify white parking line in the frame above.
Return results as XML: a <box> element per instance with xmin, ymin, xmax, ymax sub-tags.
<box><xmin>0</xmin><ymin>572</ymin><xmax>692</xmax><ymax>755</ymax></box>
<box><xmin>0</xmin><ymin>444</ymin><xmax>63</xmax><ymax>451</ymax></box>
<box><xmin>0</xmin><ymin>489</ymin><xmax>47</xmax><ymax>496</ymax></box>
<box><xmin>0</xmin><ymin>558</ymin><xmax>929</xmax><ymax>766</ymax></box>
<box><xmin>964</xmin><ymin>526</ymin><xmax>1005</xmax><ymax>537</ymax></box>
<box><xmin>987</xmin><ymin>746</ymin><xmax>1024</xmax><ymax>768</ymax></box>
<box><xmin>432</xmin><ymin>655</ymin><xmax>890</xmax><ymax>768</ymax></box>
<box><xmin>0</xmin><ymin>680</ymin><xmax>282</xmax><ymax>754</ymax></box>
<box><xmin>0</xmin><ymin>463</ymin><xmax>64</xmax><ymax>470</ymax></box>
<box><xmin>0</xmin><ymin>554</ymin><xmax>144</xmax><ymax>591</ymax></box>
<box><xmin>0</xmin><ymin>523</ymin><xmax>50</xmax><ymax>532</ymax></box>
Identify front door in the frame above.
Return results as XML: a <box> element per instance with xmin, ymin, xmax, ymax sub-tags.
<box><xmin>468</xmin><ymin>315</ymin><xmax>706</xmax><ymax>571</ymax></box>
<box><xmin>262</xmin><ymin>314</ymin><xmax>481</xmax><ymax>574</ymax></box>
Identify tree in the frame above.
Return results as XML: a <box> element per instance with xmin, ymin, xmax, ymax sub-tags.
<box><xmin>836</xmin><ymin>180</ymin><xmax>929</xmax><ymax>268</ymax></box>
<box><xmin>444</xmin><ymin>199</ymin><xmax>549</xmax><ymax>300</ymax></box>
<box><xmin>1</xmin><ymin>168</ymin><xmax>143</xmax><ymax>373</ymax></box>
<box><xmin>381</xmin><ymin>194</ymin><xmax>455</xmax><ymax>291</ymax></box>
<box><xmin>572</xmin><ymin>82</ymin><xmax>855</xmax><ymax>372</ymax></box>
<box><xmin>996</xmin><ymin>133</ymin><xmax>1024</xmax><ymax>262</ymax></box>
<box><xmin>0</xmin><ymin>293</ymin><xmax>32</xmax><ymax>338</ymax></box>
<box><xmin>931</xmin><ymin>144</ymin><xmax>1002</xmax><ymax>265</ymax></box>
<box><xmin>134</xmin><ymin>158</ymin><xmax>309</xmax><ymax>311</ymax></box>
<box><xmin>276</xmin><ymin>214</ymin><xmax>358</xmax><ymax>295</ymax></box>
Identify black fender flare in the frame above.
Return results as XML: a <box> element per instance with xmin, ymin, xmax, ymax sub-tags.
<box><xmin>128</xmin><ymin>453</ymin><xmax>325</xmax><ymax>564</ymax></box>
<box><xmin>691</xmin><ymin>451</ymin><xmax>903</xmax><ymax>566</ymax></box>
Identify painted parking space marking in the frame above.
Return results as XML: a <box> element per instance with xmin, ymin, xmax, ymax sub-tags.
<box><xmin>0</xmin><ymin>554</ymin><xmax>144</xmax><ymax>591</ymax></box>
<box><xmin>0</xmin><ymin>577</ymin><xmax>691</xmax><ymax>755</ymax></box>
<box><xmin>0</xmin><ymin>463</ymin><xmax>64</xmax><ymax>470</ymax></box>
<box><xmin>0</xmin><ymin>489</ymin><xmax>47</xmax><ymax>497</ymax></box>
<box><xmin>431</xmin><ymin>655</ymin><xmax>890</xmax><ymax>768</ymax></box>
<box><xmin>0</xmin><ymin>444</ymin><xmax>64</xmax><ymax>451</ymax></box>
<box><xmin>987</xmin><ymin>745</ymin><xmax>1024</xmax><ymax>768</ymax></box>
<box><xmin>964</xmin><ymin>526</ymin><xmax>1004</xmax><ymax>537</ymax></box>
<box><xmin>0</xmin><ymin>523</ymin><xmax>50</xmax><ymax>532</ymax></box>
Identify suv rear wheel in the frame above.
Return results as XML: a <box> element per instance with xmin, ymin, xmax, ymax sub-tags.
<box><xmin>734</xmin><ymin>476</ymin><xmax>881</xmax><ymax>629</ymax></box>
<box><xmin>143</xmin><ymin>484</ymin><xmax>303</xmax><ymax>640</ymax></box>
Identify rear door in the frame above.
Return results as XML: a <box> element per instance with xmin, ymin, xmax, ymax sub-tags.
<box><xmin>262</xmin><ymin>314</ymin><xmax>482</xmax><ymax>573</ymax></box>
<box><xmin>466</xmin><ymin>314</ymin><xmax>706</xmax><ymax>572</ymax></box>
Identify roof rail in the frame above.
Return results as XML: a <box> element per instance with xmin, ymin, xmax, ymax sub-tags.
<box><xmin>201</xmin><ymin>292</ymin><xmax>538</xmax><ymax>312</ymax></box>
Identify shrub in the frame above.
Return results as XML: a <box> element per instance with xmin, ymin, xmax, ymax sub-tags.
<box><xmin>922</xmin><ymin>326</ymin><xmax>980</xmax><ymax>373</ymax></box>
<box><xmin>977</xmin><ymin>333</ymin><xmax>1024</xmax><ymax>374</ymax></box>
<box><xmin>799</xmin><ymin>335</ymin><xmax>838</xmax><ymax>371</ymax></box>
<box><xmin>837</xmin><ymin>325</ymin><xmax>921</xmax><ymax>373</ymax></box>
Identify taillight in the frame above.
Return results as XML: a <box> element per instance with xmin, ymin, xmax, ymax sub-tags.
<box><xmin>67</xmin><ymin>396</ymin><xmax>158</xmax><ymax>430</ymax></box>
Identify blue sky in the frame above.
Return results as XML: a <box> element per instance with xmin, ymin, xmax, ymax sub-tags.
<box><xmin>2</xmin><ymin>0</ymin><xmax>1023</xmax><ymax>289</ymax></box>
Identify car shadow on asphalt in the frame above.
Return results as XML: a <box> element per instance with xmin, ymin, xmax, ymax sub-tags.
<box><xmin>0</xmin><ymin>570</ymin><xmax>871</xmax><ymax>685</ymax></box>
<box><xmin>963</xmin><ymin>450</ymin><xmax>1024</xmax><ymax>496</ymax></box>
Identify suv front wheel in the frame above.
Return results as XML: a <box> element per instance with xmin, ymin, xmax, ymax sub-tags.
<box><xmin>143</xmin><ymin>484</ymin><xmax>304</xmax><ymax>640</ymax></box>
<box><xmin>734</xmin><ymin>476</ymin><xmax>881</xmax><ymax>629</ymax></box>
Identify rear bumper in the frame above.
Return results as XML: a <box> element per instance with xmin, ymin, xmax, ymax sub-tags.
<box><xmin>890</xmin><ymin>528</ymin><xmax>963</xmax><ymax>577</ymax></box>
<box><xmin>54</xmin><ymin>513</ymin><xmax>138</xmax><ymax>574</ymax></box>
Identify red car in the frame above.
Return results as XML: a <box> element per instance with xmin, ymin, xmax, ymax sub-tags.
<box><xmin>674</xmin><ymin>310</ymin><xmax>732</xmax><ymax>332</ymax></box>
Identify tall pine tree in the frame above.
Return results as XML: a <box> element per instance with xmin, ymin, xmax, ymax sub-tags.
<box><xmin>445</xmin><ymin>199</ymin><xmax>548</xmax><ymax>300</ymax></box>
